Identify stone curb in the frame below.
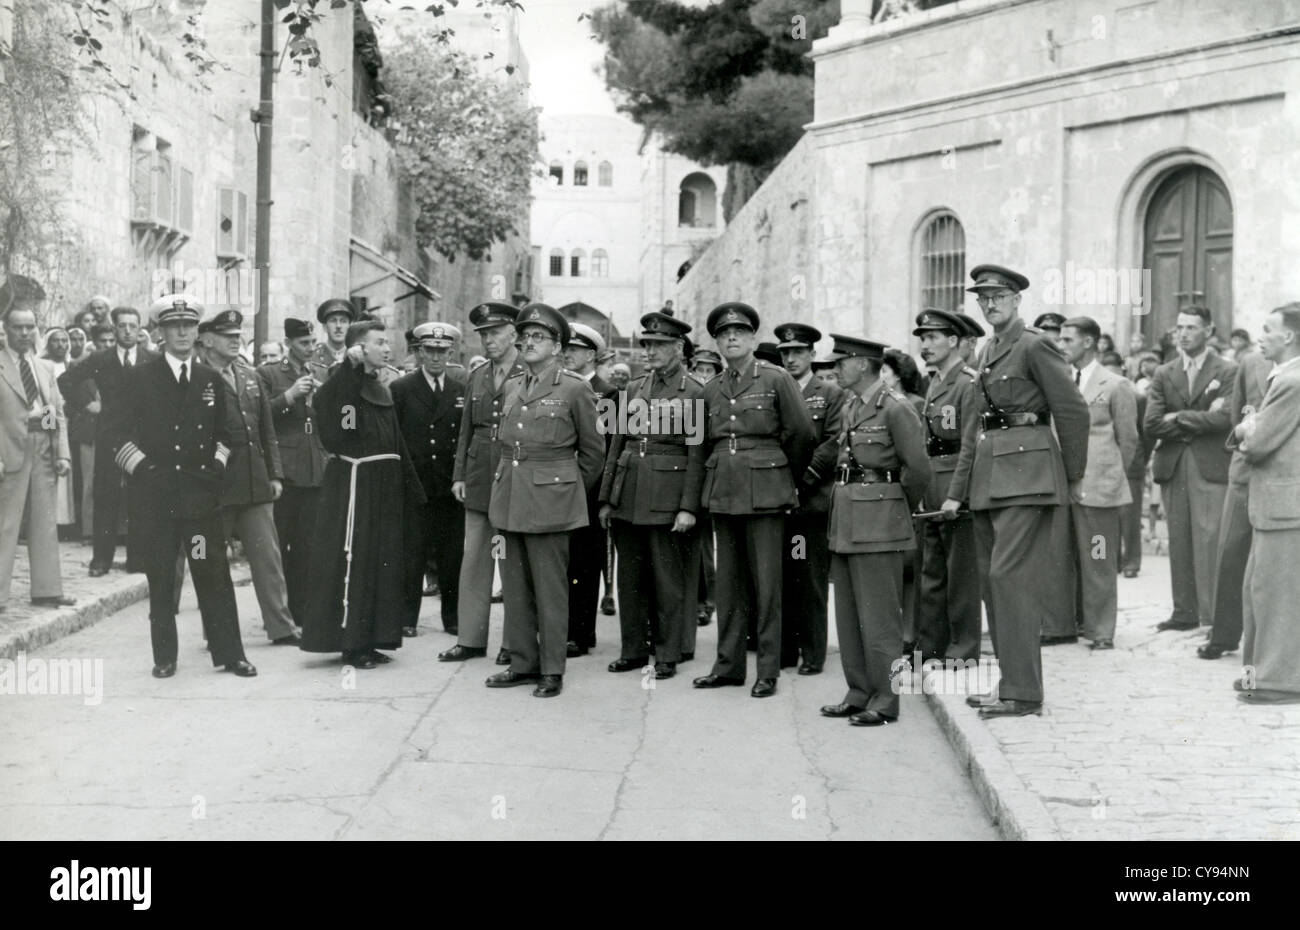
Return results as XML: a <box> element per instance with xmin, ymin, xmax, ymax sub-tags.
<box><xmin>925</xmin><ymin>690</ymin><xmax>1064</xmax><ymax>841</ymax></box>
<box><xmin>0</xmin><ymin>562</ymin><xmax>253</xmax><ymax>662</ymax></box>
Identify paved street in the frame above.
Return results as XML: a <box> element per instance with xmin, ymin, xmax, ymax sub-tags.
<box><xmin>0</xmin><ymin>577</ymin><xmax>997</xmax><ymax>841</ymax></box>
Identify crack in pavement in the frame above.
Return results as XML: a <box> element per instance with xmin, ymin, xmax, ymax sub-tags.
<box><xmin>787</xmin><ymin>677</ymin><xmax>838</xmax><ymax>839</ymax></box>
<box><xmin>596</xmin><ymin>684</ymin><xmax>651</xmax><ymax>841</ymax></box>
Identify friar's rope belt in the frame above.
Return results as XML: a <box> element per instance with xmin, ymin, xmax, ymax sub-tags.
<box><xmin>330</xmin><ymin>452</ymin><xmax>400</xmax><ymax>628</ymax></box>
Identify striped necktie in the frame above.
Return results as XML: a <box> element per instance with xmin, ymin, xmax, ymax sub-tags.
<box><xmin>19</xmin><ymin>353</ymin><xmax>40</xmax><ymax>408</ymax></box>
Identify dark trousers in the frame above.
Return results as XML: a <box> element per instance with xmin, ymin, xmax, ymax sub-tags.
<box><xmin>90</xmin><ymin>439</ymin><xmax>127</xmax><ymax>568</ymax></box>
<box><xmin>1118</xmin><ymin>474</ymin><xmax>1144</xmax><ymax>572</ymax></box>
<box><xmin>143</xmin><ymin>512</ymin><xmax>245</xmax><ymax>667</ymax></box>
<box><xmin>612</xmin><ymin>520</ymin><xmax>700</xmax><ymax>663</ymax></box>
<box><xmin>974</xmin><ymin>506</ymin><xmax>1065</xmax><ymax>704</ymax></box>
<box><xmin>698</xmin><ymin>513</ymin><xmax>715</xmax><ymax>610</ymax></box>
<box><xmin>501</xmin><ymin>531</ymin><xmax>571</xmax><ymax>677</ymax></box>
<box><xmin>712</xmin><ymin>513</ymin><xmax>784</xmax><ymax>680</ymax></box>
<box><xmin>782</xmin><ymin>511</ymin><xmax>830</xmax><ymax>668</ymax></box>
<box><xmin>831</xmin><ymin>550</ymin><xmax>904</xmax><ymax>717</ymax></box>
<box><xmin>404</xmin><ymin>494</ymin><xmax>464</xmax><ymax>631</ymax></box>
<box><xmin>1208</xmin><ymin>481</ymin><xmax>1250</xmax><ymax>649</ymax></box>
<box><xmin>915</xmin><ymin>513</ymin><xmax>982</xmax><ymax>661</ymax></box>
<box><xmin>1039</xmin><ymin>501</ymin><xmax>1078</xmax><ymax>638</ymax></box>
<box><xmin>567</xmin><ymin>493</ymin><xmax>604</xmax><ymax>648</ymax></box>
<box><xmin>273</xmin><ymin>484</ymin><xmax>321</xmax><ymax>624</ymax></box>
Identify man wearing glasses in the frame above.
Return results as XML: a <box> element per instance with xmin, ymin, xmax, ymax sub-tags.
<box><xmin>945</xmin><ymin>265</ymin><xmax>1089</xmax><ymax>717</ymax></box>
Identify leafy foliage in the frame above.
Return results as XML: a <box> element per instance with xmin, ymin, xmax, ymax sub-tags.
<box><xmin>383</xmin><ymin>36</ymin><xmax>539</xmax><ymax>261</ymax></box>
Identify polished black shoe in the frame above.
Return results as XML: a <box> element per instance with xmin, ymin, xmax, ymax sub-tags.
<box><xmin>654</xmin><ymin>662</ymin><xmax>676</xmax><ymax>680</ymax></box>
<box><xmin>88</xmin><ymin>564</ymin><xmax>110</xmax><ymax>578</ymax></box>
<box><xmin>31</xmin><ymin>595</ymin><xmax>76</xmax><ymax>607</ymax></box>
<box><xmin>439</xmin><ymin>644</ymin><xmax>486</xmax><ymax>662</ymax></box>
<box><xmin>1040</xmin><ymin>634</ymin><xmax>1078</xmax><ymax>646</ymax></box>
<box><xmin>1122</xmin><ymin>568</ymin><xmax>1139</xmax><ymax>578</ymax></box>
<box><xmin>533</xmin><ymin>675</ymin><xmax>563</xmax><ymax>698</ymax></box>
<box><xmin>343</xmin><ymin>650</ymin><xmax>376</xmax><ymax>670</ymax></box>
<box><xmin>566</xmin><ymin>640</ymin><xmax>589</xmax><ymax>658</ymax></box>
<box><xmin>224</xmin><ymin>660</ymin><xmax>258</xmax><ymax>678</ymax></box>
<box><xmin>485</xmin><ymin>669</ymin><xmax>540</xmax><ymax>688</ymax></box>
<box><xmin>1156</xmin><ymin>618</ymin><xmax>1198</xmax><ymax>632</ymax></box>
<box><xmin>1197</xmin><ymin>643</ymin><xmax>1234</xmax><ymax>660</ymax></box>
<box><xmin>797</xmin><ymin>663</ymin><xmax>823</xmax><ymax>676</ymax></box>
<box><xmin>820</xmin><ymin>702</ymin><xmax>864</xmax><ymax>718</ymax></box>
<box><xmin>600</xmin><ymin>595</ymin><xmax>616</xmax><ymax>616</ymax></box>
<box><xmin>680</xmin><ymin>652</ymin><xmax>694</xmax><ymax>662</ymax></box>
<box><xmin>978</xmin><ymin>699</ymin><xmax>1042</xmax><ymax>718</ymax></box>
<box><xmin>750</xmin><ymin>678</ymin><xmax>777</xmax><ymax>698</ymax></box>
<box><xmin>495</xmin><ymin>648</ymin><xmax>511</xmax><ymax>666</ymax></box>
<box><xmin>402</xmin><ymin>625</ymin><xmax>418</xmax><ymax>637</ymax></box>
<box><xmin>608</xmin><ymin>656</ymin><xmax>648</xmax><ymax>673</ymax></box>
<box><xmin>1089</xmin><ymin>638</ymin><xmax>1115</xmax><ymax>650</ymax></box>
<box><xmin>965</xmin><ymin>692</ymin><xmax>997</xmax><ymax>708</ymax></box>
<box><xmin>693</xmin><ymin>674</ymin><xmax>744</xmax><ymax>689</ymax></box>
<box><xmin>270</xmin><ymin>632</ymin><xmax>301</xmax><ymax>646</ymax></box>
<box><xmin>151</xmin><ymin>662</ymin><xmax>176</xmax><ymax>679</ymax></box>
<box><xmin>849</xmin><ymin>709</ymin><xmax>895</xmax><ymax>727</ymax></box>
<box><xmin>368</xmin><ymin>650</ymin><xmax>393</xmax><ymax>665</ymax></box>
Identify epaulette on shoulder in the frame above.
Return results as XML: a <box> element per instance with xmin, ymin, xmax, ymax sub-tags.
<box><xmin>756</xmin><ymin>359</ymin><xmax>779</xmax><ymax>370</ymax></box>
<box><xmin>1025</xmin><ymin>325</ymin><xmax>1042</xmax><ymax>334</ymax></box>
<box><xmin>879</xmin><ymin>386</ymin><xmax>907</xmax><ymax>408</ymax></box>
<box><xmin>469</xmin><ymin>358</ymin><xmax>489</xmax><ymax>372</ymax></box>
<box><xmin>446</xmin><ymin>361</ymin><xmax>466</xmax><ymax>369</ymax></box>
<box><xmin>961</xmin><ymin>365</ymin><xmax>980</xmax><ymax>380</ymax></box>
<box><xmin>559</xmin><ymin>368</ymin><xmax>584</xmax><ymax>380</ymax></box>
<box><xmin>505</xmin><ymin>368</ymin><xmax>525</xmax><ymax>380</ymax></box>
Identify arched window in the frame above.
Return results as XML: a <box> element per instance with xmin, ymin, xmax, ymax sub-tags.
<box><xmin>678</xmin><ymin>172</ymin><xmax>717</xmax><ymax>227</ymax></box>
<box><xmin>548</xmin><ymin>161</ymin><xmax>564</xmax><ymax>185</ymax></box>
<box><xmin>917</xmin><ymin>211</ymin><xmax>966</xmax><ymax>315</ymax></box>
<box><xmin>549</xmin><ymin>248</ymin><xmax>565</xmax><ymax>277</ymax></box>
<box><xmin>591</xmin><ymin>249</ymin><xmax>609</xmax><ymax>278</ymax></box>
<box><xmin>598</xmin><ymin>161</ymin><xmax>613</xmax><ymax>186</ymax></box>
<box><xmin>570</xmin><ymin>248</ymin><xmax>586</xmax><ymax>277</ymax></box>
<box><xmin>573</xmin><ymin>161</ymin><xmax>588</xmax><ymax>186</ymax></box>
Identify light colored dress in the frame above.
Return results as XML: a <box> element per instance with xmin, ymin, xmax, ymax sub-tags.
<box><xmin>46</xmin><ymin>359</ymin><xmax>76</xmax><ymax>526</ymax></box>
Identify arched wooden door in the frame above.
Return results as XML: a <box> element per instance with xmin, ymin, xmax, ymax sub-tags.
<box><xmin>1143</xmin><ymin>166</ymin><xmax>1233</xmax><ymax>340</ymax></box>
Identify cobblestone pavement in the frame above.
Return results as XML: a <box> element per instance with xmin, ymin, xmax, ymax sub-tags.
<box><xmin>928</xmin><ymin>551</ymin><xmax>1300</xmax><ymax>840</ymax></box>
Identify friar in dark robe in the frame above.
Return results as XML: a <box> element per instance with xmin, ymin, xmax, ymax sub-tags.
<box><xmin>300</xmin><ymin>319</ymin><xmax>426</xmax><ymax>668</ymax></box>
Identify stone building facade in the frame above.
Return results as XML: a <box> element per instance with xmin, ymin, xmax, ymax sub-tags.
<box><xmin>677</xmin><ymin>0</ymin><xmax>1300</xmax><ymax>355</ymax></box>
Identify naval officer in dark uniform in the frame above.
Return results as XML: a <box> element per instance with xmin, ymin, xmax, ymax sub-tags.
<box><xmin>818</xmin><ymin>335</ymin><xmax>930</xmax><ymax>726</ymax></box>
<box><xmin>947</xmin><ymin>265</ymin><xmax>1089</xmax><ymax>717</ymax></box>
<box><xmin>692</xmin><ymin>302</ymin><xmax>815</xmax><ymax>698</ymax></box>
<box><xmin>774</xmin><ymin>321</ymin><xmax>844</xmax><ymax>676</ymax></box>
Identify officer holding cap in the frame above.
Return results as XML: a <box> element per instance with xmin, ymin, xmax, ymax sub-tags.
<box><xmin>948</xmin><ymin>264</ymin><xmax>1089</xmax><ymax>717</ymax></box>
<box><xmin>484</xmin><ymin>303</ymin><xmax>604</xmax><ymax>698</ymax></box>
<box><xmin>442</xmin><ymin>302</ymin><xmax>526</xmax><ymax>664</ymax></box>
<box><xmin>392</xmin><ymin>322</ymin><xmax>466</xmax><ymax>638</ymax></box>
<box><xmin>598</xmin><ymin>309</ymin><xmax>706</xmax><ymax>679</ymax></box>
<box><xmin>106</xmin><ymin>294</ymin><xmax>256</xmax><ymax>679</ymax></box>
<box><xmin>818</xmin><ymin>335</ymin><xmax>930</xmax><ymax>727</ymax></box>
<box><xmin>912</xmin><ymin>309</ymin><xmax>982</xmax><ymax>664</ymax></box>
<box><xmin>257</xmin><ymin>317</ymin><xmax>328</xmax><ymax>624</ymax></box>
<box><xmin>774</xmin><ymin>321</ymin><xmax>845</xmax><ymax>676</ymax></box>
<box><xmin>692</xmin><ymin>302</ymin><xmax>815</xmax><ymax>699</ymax></box>
<box><xmin>200</xmin><ymin>309</ymin><xmax>299</xmax><ymax>647</ymax></box>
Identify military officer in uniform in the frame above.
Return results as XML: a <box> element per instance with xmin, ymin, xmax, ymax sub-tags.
<box><xmin>947</xmin><ymin>265</ymin><xmax>1089</xmax><ymax>717</ymax></box>
<box><xmin>1033</xmin><ymin>311</ymin><xmax>1067</xmax><ymax>347</ymax></box>
<box><xmin>199</xmin><ymin>310</ymin><xmax>299</xmax><ymax>646</ymax></box>
<box><xmin>599</xmin><ymin>310</ymin><xmax>705</xmax><ymax>678</ymax></box>
<box><xmin>692</xmin><ymin>302</ymin><xmax>815</xmax><ymax>698</ymax></box>
<box><xmin>392</xmin><ymin>322</ymin><xmax>465</xmax><ymax>637</ymax></box>
<box><xmin>107</xmin><ymin>295</ymin><xmax>255</xmax><ymax>679</ymax></box>
<box><xmin>912</xmin><ymin>309</ymin><xmax>982</xmax><ymax>663</ymax></box>
<box><xmin>484</xmin><ymin>304</ymin><xmax>604</xmax><ymax>698</ymax></box>
<box><xmin>818</xmin><ymin>335</ymin><xmax>930</xmax><ymax>726</ymax></box>
<box><xmin>954</xmin><ymin>312</ymin><xmax>986</xmax><ymax>365</ymax></box>
<box><xmin>257</xmin><ymin>317</ymin><xmax>327</xmax><ymax>625</ymax></box>
<box><xmin>690</xmin><ymin>348</ymin><xmax>722</xmax><ymax>627</ymax></box>
<box><xmin>442</xmin><ymin>303</ymin><xmax>526</xmax><ymax>663</ymax></box>
<box><xmin>775</xmin><ymin>321</ymin><xmax>844</xmax><ymax>676</ymax></box>
<box><xmin>313</xmin><ymin>298</ymin><xmax>356</xmax><ymax>370</ymax></box>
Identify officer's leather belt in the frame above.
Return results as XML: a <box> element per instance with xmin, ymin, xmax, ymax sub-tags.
<box><xmin>508</xmin><ymin>444</ymin><xmax>576</xmax><ymax>463</ymax></box>
<box><xmin>980</xmin><ymin>411</ymin><xmax>1042</xmax><ymax>430</ymax></box>
<box><xmin>634</xmin><ymin>439</ymin><xmax>688</xmax><ymax>456</ymax></box>
<box><xmin>926</xmin><ymin>436</ymin><xmax>961</xmax><ymax>457</ymax></box>
<box><xmin>836</xmin><ymin>465</ymin><xmax>899</xmax><ymax>485</ymax></box>
<box><xmin>719</xmin><ymin>436</ymin><xmax>782</xmax><ymax>455</ymax></box>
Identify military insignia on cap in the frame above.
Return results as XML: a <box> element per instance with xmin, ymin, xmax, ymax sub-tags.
<box><xmin>433</xmin><ymin>326</ymin><xmax>445</xmax><ymax>339</ymax></box>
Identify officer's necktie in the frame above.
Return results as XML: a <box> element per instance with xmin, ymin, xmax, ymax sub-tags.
<box><xmin>19</xmin><ymin>353</ymin><xmax>40</xmax><ymax>408</ymax></box>
<box><xmin>223</xmin><ymin>365</ymin><xmax>237</xmax><ymax>391</ymax></box>
<box><xmin>122</xmin><ymin>349</ymin><xmax>133</xmax><ymax>369</ymax></box>
<box><xmin>432</xmin><ymin>375</ymin><xmax>441</xmax><ymax>397</ymax></box>
<box><xmin>1074</xmin><ymin>368</ymin><xmax>1081</xmax><ymax>387</ymax></box>
<box><xmin>178</xmin><ymin>361</ymin><xmax>189</xmax><ymax>389</ymax></box>
<box><xmin>493</xmin><ymin>367</ymin><xmax>505</xmax><ymax>392</ymax></box>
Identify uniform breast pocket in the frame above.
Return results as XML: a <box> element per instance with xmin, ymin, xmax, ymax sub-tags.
<box><xmin>988</xmin><ymin>429</ymin><xmax>1057</xmax><ymax>499</ymax></box>
<box><xmin>750</xmin><ymin>453</ymin><xmax>794</xmax><ymax>510</ymax></box>
<box><xmin>983</xmin><ymin>372</ymin><xmax>1039</xmax><ymax>411</ymax></box>
<box><xmin>847</xmin><ymin>483</ymin><xmax>913</xmax><ymax>545</ymax></box>
<box><xmin>648</xmin><ymin>456</ymin><xmax>689</xmax><ymax>511</ymax></box>
<box><xmin>739</xmin><ymin>395</ymin><xmax>779</xmax><ymax>433</ymax></box>
<box><xmin>532</xmin><ymin>461</ymin><xmax>579</xmax><ymax>499</ymax></box>
<box><xmin>532</xmin><ymin>405</ymin><xmax>569</xmax><ymax>442</ymax></box>
<box><xmin>850</xmin><ymin>428</ymin><xmax>891</xmax><ymax>468</ymax></box>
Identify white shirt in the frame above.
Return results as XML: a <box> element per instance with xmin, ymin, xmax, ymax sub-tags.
<box><xmin>164</xmin><ymin>352</ymin><xmax>191</xmax><ymax>384</ymax></box>
<box><xmin>1074</xmin><ymin>358</ymin><xmax>1099</xmax><ymax>392</ymax></box>
<box><xmin>119</xmin><ymin>346</ymin><xmax>137</xmax><ymax>367</ymax></box>
<box><xmin>797</xmin><ymin>371</ymin><xmax>814</xmax><ymax>390</ymax></box>
<box><xmin>422</xmin><ymin>369</ymin><xmax>443</xmax><ymax>393</ymax></box>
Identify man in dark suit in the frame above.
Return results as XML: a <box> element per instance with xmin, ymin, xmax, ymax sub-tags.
<box><xmin>561</xmin><ymin>322</ymin><xmax>616</xmax><ymax>657</ymax></box>
<box><xmin>58</xmin><ymin>305</ymin><xmax>158</xmax><ymax>575</ymax></box>
<box><xmin>392</xmin><ymin>321</ymin><xmax>465</xmax><ymax>638</ymax></box>
<box><xmin>257</xmin><ymin>317</ymin><xmax>328</xmax><ymax>624</ymax></box>
<box><xmin>1143</xmin><ymin>305</ymin><xmax>1236</xmax><ymax>631</ymax></box>
<box><xmin>105</xmin><ymin>295</ymin><xmax>254</xmax><ymax>679</ymax></box>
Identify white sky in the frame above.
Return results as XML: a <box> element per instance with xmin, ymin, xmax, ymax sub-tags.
<box><xmin>516</xmin><ymin>0</ymin><xmax>619</xmax><ymax>116</ymax></box>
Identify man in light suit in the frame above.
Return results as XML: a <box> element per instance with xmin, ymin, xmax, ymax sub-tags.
<box><xmin>1231</xmin><ymin>303</ymin><xmax>1300</xmax><ymax>703</ymax></box>
<box><xmin>1143</xmin><ymin>305</ymin><xmax>1236</xmax><ymax>630</ymax></box>
<box><xmin>1060</xmin><ymin>317</ymin><xmax>1139</xmax><ymax>649</ymax></box>
<box><xmin>0</xmin><ymin>308</ymin><xmax>75</xmax><ymax>611</ymax></box>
